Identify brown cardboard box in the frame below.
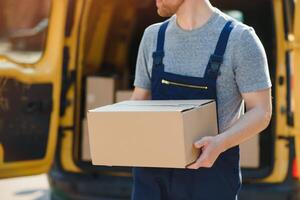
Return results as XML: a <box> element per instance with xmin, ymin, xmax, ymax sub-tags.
<box><xmin>85</xmin><ymin>77</ymin><xmax>115</xmax><ymax>114</ymax></box>
<box><xmin>240</xmin><ymin>134</ymin><xmax>260</xmax><ymax>168</ymax></box>
<box><xmin>81</xmin><ymin>118</ymin><xmax>91</xmax><ymax>161</ymax></box>
<box><xmin>115</xmin><ymin>90</ymin><xmax>133</xmax><ymax>102</ymax></box>
<box><xmin>87</xmin><ymin>100</ymin><xmax>218</xmax><ymax>168</ymax></box>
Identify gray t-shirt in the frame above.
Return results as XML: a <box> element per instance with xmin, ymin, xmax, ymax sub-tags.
<box><xmin>133</xmin><ymin>8</ymin><xmax>272</xmax><ymax>132</ymax></box>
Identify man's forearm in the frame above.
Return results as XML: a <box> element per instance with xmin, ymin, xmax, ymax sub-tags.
<box><xmin>217</xmin><ymin>105</ymin><xmax>272</xmax><ymax>153</ymax></box>
<box><xmin>131</xmin><ymin>87</ymin><xmax>151</xmax><ymax>100</ymax></box>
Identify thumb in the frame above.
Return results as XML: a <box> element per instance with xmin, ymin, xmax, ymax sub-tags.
<box><xmin>194</xmin><ymin>137</ymin><xmax>209</xmax><ymax>148</ymax></box>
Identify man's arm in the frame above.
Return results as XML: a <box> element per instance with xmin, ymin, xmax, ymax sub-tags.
<box><xmin>130</xmin><ymin>87</ymin><xmax>151</xmax><ymax>100</ymax></box>
<box><xmin>187</xmin><ymin>88</ymin><xmax>272</xmax><ymax>169</ymax></box>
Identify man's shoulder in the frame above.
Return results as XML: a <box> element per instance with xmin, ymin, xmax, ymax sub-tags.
<box><xmin>144</xmin><ymin>22</ymin><xmax>163</xmax><ymax>34</ymax></box>
<box><xmin>216</xmin><ymin>9</ymin><xmax>255</xmax><ymax>41</ymax></box>
<box><xmin>214</xmin><ymin>8</ymin><xmax>264</xmax><ymax>60</ymax></box>
<box><xmin>214</xmin><ymin>8</ymin><xmax>251</xmax><ymax>30</ymax></box>
<box><xmin>142</xmin><ymin>18</ymin><xmax>171</xmax><ymax>41</ymax></box>
<box><xmin>230</xmin><ymin>21</ymin><xmax>259</xmax><ymax>50</ymax></box>
<box><xmin>210</xmin><ymin>11</ymin><xmax>257</xmax><ymax>53</ymax></box>
<box><xmin>232</xmin><ymin>21</ymin><xmax>255</xmax><ymax>40</ymax></box>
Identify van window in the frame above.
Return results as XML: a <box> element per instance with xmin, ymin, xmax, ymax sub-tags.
<box><xmin>0</xmin><ymin>0</ymin><xmax>51</xmax><ymax>64</ymax></box>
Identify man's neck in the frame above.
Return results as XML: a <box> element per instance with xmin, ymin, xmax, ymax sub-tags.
<box><xmin>175</xmin><ymin>0</ymin><xmax>215</xmax><ymax>31</ymax></box>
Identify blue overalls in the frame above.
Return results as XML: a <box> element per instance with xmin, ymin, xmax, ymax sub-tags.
<box><xmin>131</xmin><ymin>20</ymin><xmax>241</xmax><ymax>200</ymax></box>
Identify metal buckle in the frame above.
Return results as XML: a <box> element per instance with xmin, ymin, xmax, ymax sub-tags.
<box><xmin>152</xmin><ymin>51</ymin><xmax>165</xmax><ymax>65</ymax></box>
<box><xmin>209</xmin><ymin>55</ymin><xmax>223</xmax><ymax>76</ymax></box>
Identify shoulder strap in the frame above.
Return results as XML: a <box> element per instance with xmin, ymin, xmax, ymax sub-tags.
<box><xmin>204</xmin><ymin>21</ymin><xmax>234</xmax><ymax>78</ymax></box>
<box><xmin>152</xmin><ymin>20</ymin><xmax>170</xmax><ymax>67</ymax></box>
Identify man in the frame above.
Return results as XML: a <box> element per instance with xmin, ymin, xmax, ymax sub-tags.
<box><xmin>130</xmin><ymin>0</ymin><xmax>272</xmax><ymax>199</ymax></box>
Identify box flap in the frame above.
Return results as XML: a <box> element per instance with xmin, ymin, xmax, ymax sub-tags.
<box><xmin>89</xmin><ymin>100</ymin><xmax>214</xmax><ymax>112</ymax></box>
<box><xmin>116</xmin><ymin>100</ymin><xmax>213</xmax><ymax>106</ymax></box>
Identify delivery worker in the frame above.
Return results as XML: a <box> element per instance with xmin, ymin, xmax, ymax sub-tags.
<box><xmin>131</xmin><ymin>0</ymin><xmax>272</xmax><ymax>199</ymax></box>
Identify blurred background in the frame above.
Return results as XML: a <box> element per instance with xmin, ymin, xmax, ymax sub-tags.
<box><xmin>0</xmin><ymin>174</ymin><xmax>50</xmax><ymax>200</ymax></box>
<box><xmin>0</xmin><ymin>0</ymin><xmax>299</xmax><ymax>200</ymax></box>
<box><xmin>0</xmin><ymin>0</ymin><xmax>50</xmax><ymax>63</ymax></box>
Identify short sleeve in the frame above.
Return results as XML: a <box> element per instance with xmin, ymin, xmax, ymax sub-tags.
<box><xmin>232</xmin><ymin>27</ymin><xmax>272</xmax><ymax>93</ymax></box>
<box><xmin>133</xmin><ymin>28</ymin><xmax>152</xmax><ymax>90</ymax></box>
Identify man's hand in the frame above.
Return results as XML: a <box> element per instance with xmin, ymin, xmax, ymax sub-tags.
<box><xmin>187</xmin><ymin>88</ymin><xmax>272</xmax><ymax>170</ymax></box>
<box><xmin>187</xmin><ymin>135</ymin><xmax>225</xmax><ymax>169</ymax></box>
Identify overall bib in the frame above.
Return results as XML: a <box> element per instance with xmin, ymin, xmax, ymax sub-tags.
<box><xmin>131</xmin><ymin>20</ymin><xmax>241</xmax><ymax>200</ymax></box>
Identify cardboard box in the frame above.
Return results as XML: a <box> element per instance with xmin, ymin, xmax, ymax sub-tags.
<box><xmin>85</xmin><ymin>77</ymin><xmax>115</xmax><ymax>114</ymax></box>
<box><xmin>115</xmin><ymin>90</ymin><xmax>133</xmax><ymax>102</ymax></box>
<box><xmin>240</xmin><ymin>134</ymin><xmax>260</xmax><ymax>168</ymax></box>
<box><xmin>87</xmin><ymin>100</ymin><xmax>218</xmax><ymax>168</ymax></box>
<box><xmin>81</xmin><ymin>118</ymin><xmax>91</xmax><ymax>161</ymax></box>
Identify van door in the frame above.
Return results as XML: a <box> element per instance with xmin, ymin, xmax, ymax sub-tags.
<box><xmin>0</xmin><ymin>0</ymin><xmax>68</xmax><ymax>178</ymax></box>
<box><xmin>293</xmin><ymin>0</ymin><xmax>300</xmax><ymax>177</ymax></box>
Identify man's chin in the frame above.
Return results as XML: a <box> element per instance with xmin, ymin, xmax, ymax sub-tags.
<box><xmin>157</xmin><ymin>9</ymin><xmax>173</xmax><ymax>17</ymax></box>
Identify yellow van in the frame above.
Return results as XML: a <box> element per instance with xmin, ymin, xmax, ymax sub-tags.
<box><xmin>0</xmin><ymin>0</ymin><xmax>300</xmax><ymax>199</ymax></box>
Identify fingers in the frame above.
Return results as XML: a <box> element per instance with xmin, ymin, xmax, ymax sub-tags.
<box><xmin>187</xmin><ymin>152</ymin><xmax>213</xmax><ymax>169</ymax></box>
<box><xmin>194</xmin><ymin>136</ymin><xmax>210</xmax><ymax>148</ymax></box>
<box><xmin>187</xmin><ymin>136</ymin><xmax>216</xmax><ymax>169</ymax></box>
